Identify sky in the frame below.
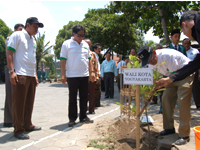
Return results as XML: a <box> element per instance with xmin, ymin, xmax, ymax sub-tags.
<box><xmin>0</xmin><ymin>0</ymin><xmax>187</xmax><ymax>54</ymax></box>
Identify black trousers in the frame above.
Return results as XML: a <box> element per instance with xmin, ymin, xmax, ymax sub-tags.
<box><xmin>192</xmin><ymin>70</ymin><xmax>200</xmax><ymax>108</ymax></box>
<box><xmin>104</xmin><ymin>72</ymin><xmax>114</xmax><ymax>98</ymax></box>
<box><xmin>67</xmin><ymin>77</ymin><xmax>88</xmax><ymax>122</ymax></box>
<box><xmin>101</xmin><ymin>77</ymin><xmax>105</xmax><ymax>92</ymax></box>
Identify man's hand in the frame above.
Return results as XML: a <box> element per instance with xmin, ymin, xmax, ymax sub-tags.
<box><xmin>10</xmin><ymin>72</ymin><xmax>18</xmax><ymax>85</ymax></box>
<box><xmin>115</xmin><ymin>76</ymin><xmax>117</xmax><ymax>80</ymax></box>
<box><xmin>35</xmin><ymin>76</ymin><xmax>39</xmax><ymax>87</ymax></box>
<box><xmin>102</xmin><ymin>77</ymin><xmax>104</xmax><ymax>80</ymax></box>
<box><xmin>61</xmin><ymin>75</ymin><xmax>67</xmax><ymax>85</ymax></box>
<box><xmin>96</xmin><ymin>78</ymin><xmax>99</xmax><ymax>84</ymax></box>
<box><xmin>91</xmin><ymin>72</ymin><xmax>95</xmax><ymax>83</ymax></box>
<box><xmin>155</xmin><ymin>77</ymin><xmax>172</xmax><ymax>89</ymax></box>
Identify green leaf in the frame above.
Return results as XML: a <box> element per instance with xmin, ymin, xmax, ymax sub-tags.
<box><xmin>116</xmin><ymin>102</ymin><xmax>122</xmax><ymax>105</ymax></box>
<box><xmin>130</xmin><ymin>104</ymin><xmax>134</xmax><ymax>109</ymax></box>
<box><xmin>127</xmin><ymin>63</ymin><xmax>132</xmax><ymax>68</ymax></box>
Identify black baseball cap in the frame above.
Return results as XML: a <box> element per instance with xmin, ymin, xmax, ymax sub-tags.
<box><xmin>122</xmin><ymin>55</ymin><xmax>127</xmax><ymax>60</ymax></box>
<box><xmin>25</xmin><ymin>17</ymin><xmax>44</xmax><ymax>28</ymax></box>
<box><xmin>137</xmin><ymin>46</ymin><xmax>153</xmax><ymax>66</ymax></box>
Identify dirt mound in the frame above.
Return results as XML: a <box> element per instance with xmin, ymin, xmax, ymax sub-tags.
<box><xmin>94</xmin><ymin>116</ymin><xmax>160</xmax><ymax>150</ymax></box>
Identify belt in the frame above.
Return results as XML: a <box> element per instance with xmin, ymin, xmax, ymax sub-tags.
<box><xmin>104</xmin><ymin>72</ymin><xmax>113</xmax><ymax>74</ymax></box>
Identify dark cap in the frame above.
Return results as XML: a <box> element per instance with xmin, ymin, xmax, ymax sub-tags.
<box><xmin>171</xmin><ymin>29</ymin><xmax>180</xmax><ymax>36</ymax></box>
<box><xmin>122</xmin><ymin>55</ymin><xmax>127</xmax><ymax>60</ymax></box>
<box><xmin>25</xmin><ymin>17</ymin><xmax>44</xmax><ymax>28</ymax></box>
<box><xmin>137</xmin><ymin>46</ymin><xmax>153</xmax><ymax>66</ymax></box>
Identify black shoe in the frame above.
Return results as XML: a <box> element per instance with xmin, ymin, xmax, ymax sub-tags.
<box><xmin>15</xmin><ymin>133</ymin><xmax>29</xmax><ymax>140</ymax></box>
<box><xmin>159</xmin><ymin>128</ymin><xmax>175</xmax><ymax>136</ymax></box>
<box><xmin>68</xmin><ymin>121</ymin><xmax>75</xmax><ymax>127</ymax></box>
<box><xmin>104</xmin><ymin>96</ymin><xmax>109</xmax><ymax>99</ymax></box>
<box><xmin>80</xmin><ymin>117</ymin><xmax>94</xmax><ymax>124</ymax></box>
<box><xmin>150</xmin><ymin>101</ymin><xmax>157</xmax><ymax>105</ymax></box>
<box><xmin>3</xmin><ymin>123</ymin><xmax>13</xmax><ymax>127</ymax></box>
<box><xmin>26</xmin><ymin>126</ymin><xmax>41</xmax><ymax>131</ymax></box>
<box><xmin>110</xmin><ymin>97</ymin><xmax>114</xmax><ymax>99</ymax></box>
<box><xmin>89</xmin><ymin>112</ymin><xmax>95</xmax><ymax>114</ymax></box>
<box><xmin>175</xmin><ymin>136</ymin><xmax>190</xmax><ymax>145</ymax></box>
<box><xmin>158</xmin><ymin>110</ymin><xmax>162</xmax><ymax>114</ymax></box>
<box><xmin>197</xmin><ymin>106</ymin><xmax>200</xmax><ymax>110</ymax></box>
<box><xmin>95</xmin><ymin>104</ymin><xmax>103</xmax><ymax>107</ymax></box>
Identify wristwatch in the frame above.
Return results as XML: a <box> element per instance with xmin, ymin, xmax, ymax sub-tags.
<box><xmin>91</xmin><ymin>71</ymin><xmax>95</xmax><ymax>73</ymax></box>
<box><xmin>9</xmin><ymin>70</ymin><xmax>14</xmax><ymax>74</ymax></box>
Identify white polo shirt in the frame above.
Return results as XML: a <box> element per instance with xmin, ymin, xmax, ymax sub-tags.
<box><xmin>186</xmin><ymin>46</ymin><xmax>199</xmax><ymax>61</ymax></box>
<box><xmin>117</xmin><ymin>60</ymin><xmax>126</xmax><ymax>74</ymax></box>
<box><xmin>148</xmin><ymin>48</ymin><xmax>190</xmax><ymax>76</ymax></box>
<box><xmin>60</xmin><ymin>37</ymin><xmax>91</xmax><ymax>77</ymax></box>
<box><xmin>7</xmin><ymin>29</ymin><xmax>36</xmax><ymax>77</ymax></box>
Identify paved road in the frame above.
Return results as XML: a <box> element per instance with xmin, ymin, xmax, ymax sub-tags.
<box><xmin>0</xmin><ymin>82</ymin><xmax>199</xmax><ymax>150</ymax></box>
<box><xmin>0</xmin><ymin>82</ymin><xmax>121</xmax><ymax>150</ymax></box>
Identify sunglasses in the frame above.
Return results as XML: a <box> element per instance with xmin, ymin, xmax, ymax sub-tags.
<box><xmin>75</xmin><ymin>33</ymin><xmax>85</xmax><ymax>37</ymax></box>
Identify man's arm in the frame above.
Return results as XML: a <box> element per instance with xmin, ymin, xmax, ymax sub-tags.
<box><xmin>61</xmin><ymin>59</ymin><xmax>67</xmax><ymax>85</ymax></box>
<box><xmin>89</xmin><ymin>59</ymin><xmax>95</xmax><ymax>82</ymax></box>
<box><xmin>113</xmin><ymin>61</ymin><xmax>118</xmax><ymax>80</ymax></box>
<box><xmin>101</xmin><ymin>62</ymin><xmax>104</xmax><ymax>80</ymax></box>
<box><xmin>35</xmin><ymin>67</ymin><xmax>39</xmax><ymax>86</ymax></box>
<box><xmin>6</xmin><ymin>49</ymin><xmax>18</xmax><ymax>85</ymax></box>
<box><xmin>169</xmin><ymin>53</ymin><xmax>200</xmax><ymax>82</ymax></box>
<box><xmin>156</xmin><ymin>53</ymin><xmax>200</xmax><ymax>89</ymax></box>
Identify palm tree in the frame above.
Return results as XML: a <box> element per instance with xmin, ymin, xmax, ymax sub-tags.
<box><xmin>34</xmin><ymin>32</ymin><xmax>53</xmax><ymax>70</ymax></box>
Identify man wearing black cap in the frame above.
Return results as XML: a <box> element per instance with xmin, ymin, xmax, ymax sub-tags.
<box><xmin>156</xmin><ymin>11</ymin><xmax>200</xmax><ymax>88</ymax></box>
<box><xmin>138</xmin><ymin>46</ymin><xmax>193</xmax><ymax>145</ymax></box>
<box><xmin>6</xmin><ymin>17</ymin><xmax>43</xmax><ymax>139</ymax></box>
<box><xmin>167</xmin><ymin>29</ymin><xmax>187</xmax><ymax>56</ymax></box>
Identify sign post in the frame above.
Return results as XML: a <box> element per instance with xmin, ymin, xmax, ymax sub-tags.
<box><xmin>123</xmin><ymin>68</ymin><xmax>153</xmax><ymax>150</ymax></box>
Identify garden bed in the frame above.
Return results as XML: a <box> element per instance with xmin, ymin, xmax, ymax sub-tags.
<box><xmin>89</xmin><ymin>116</ymin><xmax>161</xmax><ymax>150</ymax></box>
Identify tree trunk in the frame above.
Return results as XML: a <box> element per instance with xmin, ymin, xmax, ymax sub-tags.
<box><xmin>159</xmin><ymin>8</ymin><xmax>170</xmax><ymax>46</ymax></box>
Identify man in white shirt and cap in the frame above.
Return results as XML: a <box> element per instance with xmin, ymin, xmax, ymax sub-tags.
<box><xmin>138</xmin><ymin>46</ymin><xmax>193</xmax><ymax>145</ymax></box>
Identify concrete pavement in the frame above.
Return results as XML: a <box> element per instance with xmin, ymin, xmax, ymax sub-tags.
<box><xmin>0</xmin><ymin>82</ymin><xmax>121</xmax><ymax>150</ymax></box>
<box><xmin>0</xmin><ymin>82</ymin><xmax>199</xmax><ymax>150</ymax></box>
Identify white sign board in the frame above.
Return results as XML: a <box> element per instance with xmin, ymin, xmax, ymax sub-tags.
<box><xmin>123</xmin><ymin>68</ymin><xmax>153</xmax><ymax>85</ymax></box>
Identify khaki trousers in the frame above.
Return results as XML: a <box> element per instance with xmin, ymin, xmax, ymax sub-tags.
<box><xmin>88</xmin><ymin>81</ymin><xmax>96</xmax><ymax>112</ymax></box>
<box><xmin>162</xmin><ymin>75</ymin><xmax>193</xmax><ymax>137</ymax></box>
<box><xmin>12</xmin><ymin>75</ymin><xmax>36</xmax><ymax>135</ymax></box>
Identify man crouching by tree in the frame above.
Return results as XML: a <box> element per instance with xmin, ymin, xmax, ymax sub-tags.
<box><xmin>138</xmin><ymin>46</ymin><xmax>193</xmax><ymax>145</ymax></box>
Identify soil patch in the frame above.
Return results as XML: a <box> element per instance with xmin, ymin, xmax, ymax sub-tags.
<box><xmin>90</xmin><ymin>116</ymin><xmax>161</xmax><ymax>150</ymax></box>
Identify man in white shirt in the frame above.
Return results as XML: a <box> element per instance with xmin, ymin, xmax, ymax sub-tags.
<box><xmin>92</xmin><ymin>43</ymin><xmax>102</xmax><ymax>107</ymax></box>
<box><xmin>138</xmin><ymin>46</ymin><xmax>193</xmax><ymax>145</ymax></box>
<box><xmin>60</xmin><ymin>25</ymin><xmax>95</xmax><ymax>127</ymax></box>
<box><xmin>7</xmin><ymin>17</ymin><xmax>43</xmax><ymax>140</ymax></box>
<box><xmin>182</xmin><ymin>38</ymin><xmax>200</xmax><ymax>110</ymax></box>
<box><xmin>117</xmin><ymin>55</ymin><xmax>127</xmax><ymax>92</ymax></box>
<box><xmin>182</xmin><ymin>38</ymin><xmax>199</xmax><ymax>61</ymax></box>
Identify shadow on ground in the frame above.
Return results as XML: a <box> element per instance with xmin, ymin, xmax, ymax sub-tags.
<box><xmin>49</xmin><ymin>83</ymin><xmax>68</xmax><ymax>88</ymax></box>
